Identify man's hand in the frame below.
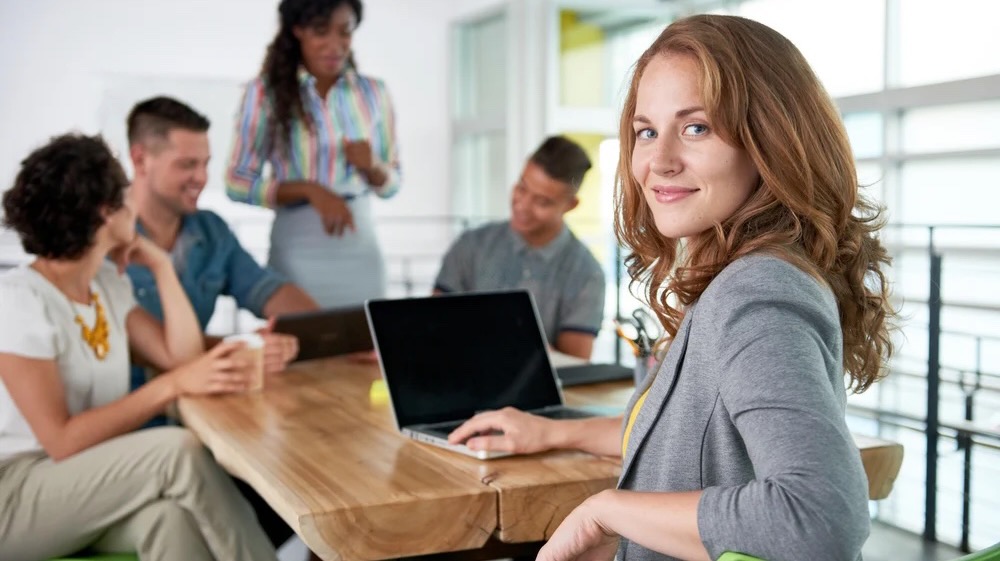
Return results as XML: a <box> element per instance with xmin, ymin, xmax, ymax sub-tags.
<box><xmin>257</xmin><ymin>318</ymin><xmax>300</xmax><ymax>375</ymax></box>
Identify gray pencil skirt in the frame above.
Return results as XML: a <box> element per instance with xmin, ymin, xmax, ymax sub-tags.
<box><xmin>268</xmin><ymin>194</ymin><xmax>387</xmax><ymax>308</ymax></box>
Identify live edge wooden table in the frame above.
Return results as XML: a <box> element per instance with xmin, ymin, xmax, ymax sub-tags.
<box><xmin>178</xmin><ymin>356</ymin><xmax>902</xmax><ymax>561</ymax></box>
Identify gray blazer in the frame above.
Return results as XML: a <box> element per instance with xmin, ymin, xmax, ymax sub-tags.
<box><xmin>618</xmin><ymin>254</ymin><xmax>870</xmax><ymax>561</ymax></box>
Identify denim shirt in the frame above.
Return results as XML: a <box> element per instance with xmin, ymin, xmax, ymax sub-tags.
<box><xmin>127</xmin><ymin>210</ymin><xmax>286</xmax><ymax>390</ymax></box>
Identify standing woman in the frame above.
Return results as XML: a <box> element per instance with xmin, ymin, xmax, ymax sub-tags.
<box><xmin>226</xmin><ymin>0</ymin><xmax>401</xmax><ymax>307</ymax></box>
<box><xmin>0</xmin><ymin>134</ymin><xmax>277</xmax><ymax>561</ymax></box>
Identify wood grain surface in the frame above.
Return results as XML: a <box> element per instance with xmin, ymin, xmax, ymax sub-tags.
<box><xmin>180</xmin><ymin>359</ymin><xmax>902</xmax><ymax>559</ymax></box>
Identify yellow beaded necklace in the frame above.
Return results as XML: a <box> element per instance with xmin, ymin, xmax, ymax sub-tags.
<box><xmin>72</xmin><ymin>291</ymin><xmax>110</xmax><ymax>360</ymax></box>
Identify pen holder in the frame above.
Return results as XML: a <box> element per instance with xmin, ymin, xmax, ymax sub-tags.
<box><xmin>634</xmin><ymin>352</ymin><xmax>653</xmax><ymax>386</ymax></box>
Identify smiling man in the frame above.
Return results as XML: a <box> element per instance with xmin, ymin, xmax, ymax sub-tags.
<box><xmin>124</xmin><ymin>97</ymin><xmax>317</xmax><ymax>375</ymax></box>
<box><xmin>124</xmin><ymin>96</ymin><xmax>320</xmax><ymax>551</ymax></box>
<box><xmin>434</xmin><ymin>136</ymin><xmax>606</xmax><ymax>359</ymax></box>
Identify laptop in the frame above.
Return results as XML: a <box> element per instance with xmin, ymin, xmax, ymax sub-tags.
<box><xmin>272</xmin><ymin>306</ymin><xmax>373</xmax><ymax>362</ymax></box>
<box><xmin>365</xmin><ymin>290</ymin><xmax>598</xmax><ymax>459</ymax></box>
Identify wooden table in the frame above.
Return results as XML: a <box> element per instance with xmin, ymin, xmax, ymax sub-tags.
<box><xmin>178</xmin><ymin>357</ymin><xmax>902</xmax><ymax>560</ymax></box>
<box><xmin>179</xmin><ymin>357</ymin><xmax>620</xmax><ymax>560</ymax></box>
<box><xmin>852</xmin><ymin>434</ymin><xmax>904</xmax><ymax>500</ymax></box>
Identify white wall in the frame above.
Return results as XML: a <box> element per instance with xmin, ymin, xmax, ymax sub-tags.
<box><xmin>0</xmin><ymin>0</ymin><xmax>503</xmax><ymax>274</ymax></box>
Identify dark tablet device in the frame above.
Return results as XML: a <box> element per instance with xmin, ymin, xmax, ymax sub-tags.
<box><xmin>272</xmin><ymin>306</ymin><xmax>373</xmax><ymax>362</ymax></box>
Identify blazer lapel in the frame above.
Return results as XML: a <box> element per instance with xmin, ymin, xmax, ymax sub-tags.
<box><xmin>617</xmin><ymin>309</ymin><xmax>694</xmax><ymax>487</ymax></box>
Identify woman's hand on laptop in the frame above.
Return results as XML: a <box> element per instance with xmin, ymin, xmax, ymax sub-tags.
<box><xmin>448</xmin><ymin>407</ymin><xmax>559</xmax><ymax>455</ymax></box>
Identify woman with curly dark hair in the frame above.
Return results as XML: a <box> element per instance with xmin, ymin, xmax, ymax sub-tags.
<box><xmin>449</xmin><ymin>15</ymin><xmax>896</xmax><ymax>561</ymax></box>
<box><xmin>0</xmin><ymin>134</ymin><xmax>278</xmax><ymax>561</ymax></box>
<box><xmin>225</xmin><ymin>0</ymin><xmax>401</xmax><ymax>307</ymax></box>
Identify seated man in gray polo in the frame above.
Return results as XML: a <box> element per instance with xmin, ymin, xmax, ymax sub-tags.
<box><xmin>434</xmin><ymin>136</ymin><xmax>605</xmax><ymax>359</ymax></box>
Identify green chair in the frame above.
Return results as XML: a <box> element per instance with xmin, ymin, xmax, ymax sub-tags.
<box><xmin>718</xmin><ymin>553</ymin><xmax>764</xmax><ymax>561</ymax></box>
<box><xmin>953</xmin><ymin>542</ymin><xmax>1000</xmax><ymax>561</ymax></box>
<box><xmin>718</xmin><ymin>541</ymin><xmax>1000</xmax><ymax>561</ymax></box>
<box><xmin>49</xmin><ymin>554</ymin><xmax>138</xmax><ymax>561</ymax></box>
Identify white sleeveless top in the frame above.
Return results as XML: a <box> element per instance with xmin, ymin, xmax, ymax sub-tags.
<box><xmin>0</xmin><ymin>262</ymin><xmax>135</xmax><ymax>461</ymax></box>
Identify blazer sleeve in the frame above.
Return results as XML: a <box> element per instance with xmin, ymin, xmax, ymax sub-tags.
<box><xmin>696</xmin><ymin>257</ymin><xmax>870</xmax><ymax>561</ymax></box>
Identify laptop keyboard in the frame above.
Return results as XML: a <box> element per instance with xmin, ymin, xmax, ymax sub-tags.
<box><xmin>422</xmin><ymin>407</ymin><xmax>594</xmax><ymax>438</ymax></box>
<box><xmin>424</xmin><ymin>420</ymin><xmax>464</xmax><ymax>435</ymax></box>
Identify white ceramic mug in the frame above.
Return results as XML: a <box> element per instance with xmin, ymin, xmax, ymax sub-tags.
<box><xmin>223</xmin><ymin>333</ymin><xmax>265</xmax><ymax>392</ymax></box>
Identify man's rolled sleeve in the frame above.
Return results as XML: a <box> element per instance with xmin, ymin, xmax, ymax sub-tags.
<box><xmin>434</xmin><ymin>231</ymin><xmax>475</xmax><ymax>293</ymax></box>
<box><xmin>558</xmin><ymin>269</ymin><xmax>606</xmax><ymax>336</ymax></box>
<box><xmin>206</xmin><ymin>215</ymin><xmax>288</xmax><ymax>317</ymax></box>
<box><xmin>221</xmin><ymin>227</ymin><xmax>288</xmax><ymax>318</ymax></box>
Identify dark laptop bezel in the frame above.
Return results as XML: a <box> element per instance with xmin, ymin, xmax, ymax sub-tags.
<box><xmin>364</xmin><ymin>290</ymin><xmax>573</xmax><ymax>431</ymax></box>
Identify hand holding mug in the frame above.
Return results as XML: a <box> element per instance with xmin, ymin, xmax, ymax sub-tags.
<box><xmin>170</xmin><ymin>340</ymin><xmax>256</xmax><ymax>396</ymax></box>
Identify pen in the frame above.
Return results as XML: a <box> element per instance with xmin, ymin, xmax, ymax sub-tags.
<box><xmin>636</xmin><ymin>331</ymin><xmax>651</xmax><ymax>357</ymax></box>
<box><xmin>614</xmin><ymin>321</ymin><xmax>642</xmax><ymax>356</ymax></box>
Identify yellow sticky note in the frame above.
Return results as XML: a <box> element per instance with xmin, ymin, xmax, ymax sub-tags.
<box><xmin>369</xmin><ymin>379</ymin><xmax>389</xmax><ymax>406</ymax></box>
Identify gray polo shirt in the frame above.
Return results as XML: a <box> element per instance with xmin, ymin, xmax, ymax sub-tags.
<box><xmin>434</xmin><ymin>221</ymin><xmax>606</xmax><ymax>344</ymax></box>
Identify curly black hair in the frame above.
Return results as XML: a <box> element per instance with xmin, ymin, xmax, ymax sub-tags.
<box><xmin>261</xmin><ymin>0</ymin><xmax>363</xmax><ymax>154</ymax></box>
<box><xmin>2</xmin><ymin>133</ymin><xmax>129</xmax><ymax>260</ymax></box>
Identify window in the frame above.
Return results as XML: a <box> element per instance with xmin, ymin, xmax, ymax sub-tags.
<box><xmin>899</xmin><ymin>159</ymin><xmax>1000</xmax><ymax>225</ymax></box>
<box><xmin>844</xmin><ymin>112</ymin><xmax>884</xmax><ymax>159</ymax></box>
<box><xmin>452</xmin><ymin>11</ymin><xmax>508</xmax><ymax>219</ymax></box>
<box><xmin>898</xmin><ymin>0</ymin><xmax>1000</xmax><ymax>87</ymax></box>
<box><xmin>454</xmin><ymin>14</ymin><xmax>507</xmax><ymax>121</ymax></box>
<box><xmin>902</xmin><ymin>100</ymin><xmax>1000</xmax><ymax>154</ymax></box>
<box><xmin>738</xmin><ymin>0</ymin><xmax>885</xmax><ymax>97</ymax></box>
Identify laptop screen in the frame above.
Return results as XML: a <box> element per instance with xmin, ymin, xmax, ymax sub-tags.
<box><xmin>366</xmin><ymin>290</ymin><xmax>564</xmax><ymax>428</ymax></box>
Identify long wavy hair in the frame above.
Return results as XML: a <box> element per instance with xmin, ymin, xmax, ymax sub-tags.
<box><xmin>260</xmin><ymin>0</ymin><xmax>362</xmax><ymax>153</ymax></box>
<box><xmin>615</xmin><ymin>15</ymin><xmax>894</xmax><ymax>392</ymax></box>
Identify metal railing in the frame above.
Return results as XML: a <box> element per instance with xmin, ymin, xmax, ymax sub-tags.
<box><xmin>878</xmin><ymin>224</ymin><xmax>1000</xmax><ymax>550</ymax></box>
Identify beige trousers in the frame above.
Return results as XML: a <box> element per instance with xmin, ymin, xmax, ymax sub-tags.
<box><xmin>0</xmin><ymin>427</ymin><xmax>278</xmax><ymax>561</ymax></box>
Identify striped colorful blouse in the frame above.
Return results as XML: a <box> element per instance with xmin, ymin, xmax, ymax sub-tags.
<box><xmin>225</xmin><ymin>68</ymin><xmax>401</xmax><ymax>208</ymax></box>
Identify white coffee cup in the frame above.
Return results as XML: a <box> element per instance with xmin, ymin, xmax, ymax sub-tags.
<box><xmin>223</xmin><ymin>333</ymin><xmax>265</xmax><ymax>392</ymax></box>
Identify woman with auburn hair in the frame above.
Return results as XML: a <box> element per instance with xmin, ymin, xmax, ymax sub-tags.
<box><xmin>449</xmin><ymin>14</ymin><xmax>894</xmax><ymax>561</ymax></box>
<box><xmin>226</xmin><ymin>0</ymin><xmax>401</xmax><ymax>308</ymax></box>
